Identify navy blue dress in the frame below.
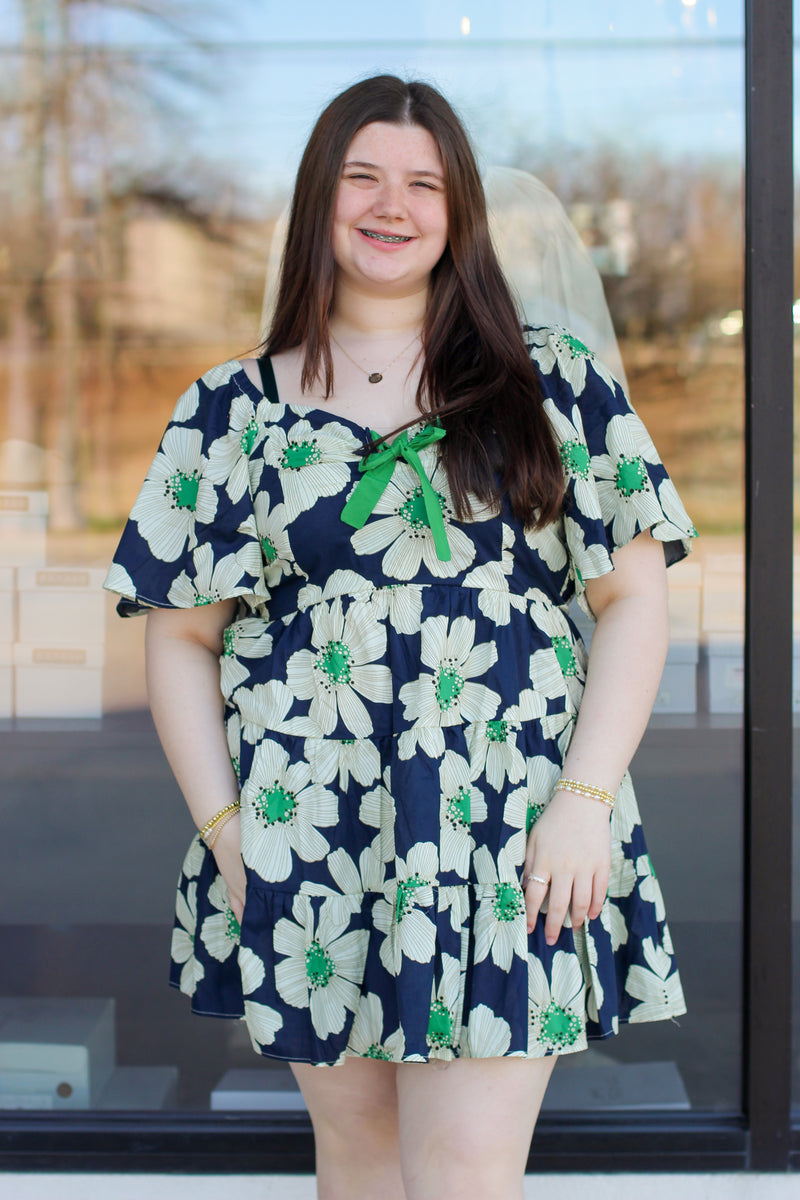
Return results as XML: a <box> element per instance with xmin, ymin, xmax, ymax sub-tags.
<box><xmin>104</xmin><ymin>325</ymin><xmax>696</xmax><ymax>1066</ymax></box>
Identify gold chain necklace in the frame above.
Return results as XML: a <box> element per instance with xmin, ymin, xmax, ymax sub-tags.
<box><xmin>330</xmin><ymin>330</ymin><xmax>420</xmax><ymax>384</ymax></box>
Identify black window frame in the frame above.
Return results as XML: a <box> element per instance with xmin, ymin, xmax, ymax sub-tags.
<box><xmin>0</xmin><ymin>0</ymin><xmax>795</xmax><ymax>1173</ymax></box>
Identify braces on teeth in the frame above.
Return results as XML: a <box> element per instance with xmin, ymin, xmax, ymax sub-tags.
<box><xmin>361</xmin><ymin>230</ymin><xmax>411</xmax><ymax>242</ymax></box>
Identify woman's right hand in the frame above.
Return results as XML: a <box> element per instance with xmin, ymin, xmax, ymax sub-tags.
<box><xmin>208</xmin><ymin>815</ymin><xmax>246</xmax><ymax>923</ymax></box>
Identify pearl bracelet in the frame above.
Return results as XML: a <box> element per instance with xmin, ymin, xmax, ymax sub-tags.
<box><xmin>199</xmin><ymin>801</ymin><xmax>240</xmax><ymax>846</ymax></box>
<box><xmin>554</xmin><ymin>777</ymin><xmax>616</xmax><ymax>808</ymax></box>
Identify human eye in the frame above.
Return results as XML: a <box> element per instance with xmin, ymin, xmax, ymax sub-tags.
<box><xmin>411</xmin><ymin>180</ymin><xmax>438</xmax><ymax>190</ymax></box>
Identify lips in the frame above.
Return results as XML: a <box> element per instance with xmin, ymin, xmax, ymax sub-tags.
<box><xmin>359</xmin><ymin>229</ymin><xmax>413</xmax><ymax>243</ymax></box>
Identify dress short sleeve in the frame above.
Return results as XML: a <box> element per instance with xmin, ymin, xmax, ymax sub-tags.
<box><xmin>103</xmin><ymin>360</ymin><xmax>268</xmax><ymax>617</ymax></box>
<box><xmin>525</xmin><ymin>325</ymin><xmax>697</xmax><ymax>616</ymax></box>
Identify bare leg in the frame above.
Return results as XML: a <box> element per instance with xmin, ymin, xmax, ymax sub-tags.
<box><xmin>289</xmin><ymin>1057</ymin><xmax>405</xmax><ymax>1200</ymax></box>
<box><xmin>396</xmin><ymin>1054</ymin><xmax>558</xmax><ymax>1200</ymax></box>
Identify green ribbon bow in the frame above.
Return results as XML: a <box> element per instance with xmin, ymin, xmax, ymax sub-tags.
<box><xmin>340</xmin><ymin>422</ymin><xmax>450</xmax><ymax>561</ymax></box>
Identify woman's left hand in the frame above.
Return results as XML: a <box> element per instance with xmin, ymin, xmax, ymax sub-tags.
<box><xmin>522</xmin><ymin>789</ymin><xmax>611</xmax><ymax>945</ymax></box>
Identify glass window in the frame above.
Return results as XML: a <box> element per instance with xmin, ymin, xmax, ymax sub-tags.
<box><xmin>1</xmin><ymin>1</ymin><xmax>743</xmax><ymax>1118</ymax></box>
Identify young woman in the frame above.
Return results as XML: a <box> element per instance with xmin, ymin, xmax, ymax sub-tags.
<box><xmin>105</xmin><ymin>75</ymin><xmax>696</xmax><ymax>1200</ymax></box>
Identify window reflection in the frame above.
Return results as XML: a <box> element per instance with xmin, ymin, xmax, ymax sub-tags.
<box><xmin>1</xmin><ymin>3</ymin><xmax>743</xmax><ymax>1116</ymax></box>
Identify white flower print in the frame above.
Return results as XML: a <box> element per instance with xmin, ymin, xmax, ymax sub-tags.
<box><xmin>526</xmin><ymin>324</ymin><xmax>618</xmax><ymax>397</ymax></box>
<box><xmin>350</xmin><ymin>458</ymin><xmax>493</xmax><ymax>580</ymax></box>
<box><xmin>171</xmin><ymin>380</ymin><xmax>200</xmax><ymax>423</ymax></box>
<box><xmin>528</xmin><ymin>950</ymin><xmax>588</xmax><ymax>1055</ymax></box>
<box><xmin>200</xmin><ymin>874</ymin><xmax>241</xmax><ymax>962</ymax></box>
<box><xmin>286</xmin><ymin>598</ymin><xmax>391</xmax><ymax>738</ymax></box>
<box><xmin>273</xmin><ymin>893</ymin><xmax>368</xmax><ymax>1039</ymax></box>
<box><xmin>526</xmin><ymin>593</ymin><xmax>587</xmax><ymax>711</ymax></box>
<box><xmin>466</xmin><ymin>710</ymin><xmax>527</xmax><ymax>794</ymax></box>
<box><xmin>373</xmin><ymin>842</ymin><xmax>439</xmax><ymax>974</ymax></box>
<box><xmin>171</xmin><ymin>881</ymin><xmax>205</xmax><ymax>997</ymax></box>
<box><xmin>370</xmin><ymin>583</ymin><xmax>424</xmax><ymax>635</ymax></box>
<box><xmin>260</xmin><ymin>417</ymin><xmax>360</xmax><ymax>520</ymax></box>
<box><xmin>461</xmin><ymin>1004</ymin><xmax>513</xmax><ymax>1059</ymax></box>
<box><xmin>524</xmin><ymin>518</ymin><xmax>569</xmax><ymax>575</ymax></box>
<box><xmin>180</xmin><ymin>834</ymin><xmax>208</xmax><ymax>880</ymax></box>
<box><xmin>102</xmin><ymin>562</ymin><xmax>138</xmax><ymax>604</ymax></box>
<box><xmin>220</xmin><ymin>616</ymin><xmax>274</xmax><ymax>698</ymax></box>
<box><xmin>253</xmin><ymin>494</ymin><xmax>296</xmax><ymax>589</ymax></box>
<box><xmin>130</xmin><ymin>425</ymin><xmax>217</xmax><ymax>562</ymax></box>
<box><xmin>610</xmin><ymin>773</ymin><xmax>638</xmax><ymax>845</ymax></box>
<box><xmin>205</xmin><ymin>392</ymin><xmax>264</xmax><ymax>504</ymax></box>
<box><xmin>306</xmin><ymin>737</ymin><xmax>381</xmax><ymax>791</ymax></box>
<box><xmin>564</xmin><ymin>515</ymin><xmax>613</xmax><ymax>605</ymax></box>
<box><xmin>572</xmin><ymin>922</ymin><xmax>604</xmax><ymax>1023</ymax></box>
<box><xmin>634</xmin><ymin>854</ymin><xmax>667</xmax><ymax>922</ymax></box>
<box><xmin>347</xmin><ymin>990</ymin><xmax>406</xmax><ymax>1061</ymax></box>
<box><xmin>358</xmin><ymin>767</ymin><xmax>396</xmax><ymax>865</ymax></box>
<box><xmin>234</xmin><ymin>679</ymin><xmax>302</xmax><ymax>744</ymax></box>
<box><xmin>166</xmin><ymin>542</ymin><xmax>250</xmax><ymax>609</ymax></box>
<box><xmin>591</xmin><ymin>412</ymin><xmax>663</xmax><ymax>547</ymax></box>
<box><xmin>463</xmin><ymin>524</ymin><xmax>527</xmax><ymax>626</ymax></box>
<box><xmin>225</xmin><ymin>712</ymin><xmax>242</xmax><ymax>782</ymax></box>
<box><xmin>502</xmin><ymin>754</ymin><xmax>561</xmax><ymax>866</ymax></box>
<box><xmin>658</xmin><ymin>477</ymin><xmax>697</xmax><ymax>541</ymax></box>
<box><xmin>438</xmin><ymin>749</ymin><xmax>487</xmax><ymax>877</ymax></box>
<box><xmin>239</xmin><ymin>739</ymin><xmax>339</xmax><ymax>882</ymax></box>
<box><xmin>543</xmin><ymin>398</ymin><xmax>602</xmax><ymax>519</ymax></box>
<box><xmin>608</xmin><ymin>846</ymin><xmax>637</xmax><ymax>901</ymax></box>
<box><xmin>625</xmin><ymin>937</ymin><xmax>686</xmax><ymax>1023</ymax></box>
<box><xmin>296</xmin><ymin>569</ymin><xmax>374</xmax><ymax>613</ymax></box>
<box><xmin>426</xmin><ymin>952</ymin><xmax>463</xmax><ymax>1056</ymax></box>
<box><xmin>202</xmin><ymin>360</ymin><xmax>243</xmax><ymax>391</ymax></box>
<box><xmin>600</xmin><ymin>896</ymin><xmax>629</xmax><ymax>952</ymax></box>
<box><xmin>299</xmin><ymin>844</ymin><xmax>385</xmax><ymax>901</ymax></box>
<box><xmin>398</xmin><ymin>615</ymin><xmax>500</xmax><ymax>760</ymax></box>
<box><xmin>238</xmin><ymin>945</ymin><xmax>284</xmax><ymax>1050</ymax></box>
<box><xmin>472</xmin><ymin>846</ymin><xmax>528</xmax><ymax>971</ymax></box>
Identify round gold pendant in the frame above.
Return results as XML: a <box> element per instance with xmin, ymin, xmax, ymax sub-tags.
<box><xmin>368</xmin><ymin>372</ymin><xmax>383</xmax><ymax>384</ymax></box>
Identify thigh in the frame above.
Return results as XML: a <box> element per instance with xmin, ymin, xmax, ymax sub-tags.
<box><xmin>290</xmin><ymin>1056</ymin><xmax>399</xmax><ymax>1136</ymax></box>
<box><xmin>396</xmin><ymin>1055</ymin><xmax>557</xmax><ymax>1198</ymax></box>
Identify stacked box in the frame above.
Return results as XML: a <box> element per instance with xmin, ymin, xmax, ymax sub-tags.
<box><xmin>0</xmin><ymin>491</ymin><xmax>47</xmax><ymax>568</ymax></box>
<box><xmin>14</xmin><ymin>567</ymin><xmax>107</xmax><ymax>719</ymax></box>
<box><xmin>653</xmin><ymin>562</ymin><xmax>701</xmax><ymax>714</ymax></box>
<box><xmin>700</xmin><ymin>553</ymin><xmax>744</xmax><ymax>714</ymax></box>
<box><xmin>0</xmin><ymin>569</ymin><xmax>14</xmax><ymax>720</ymax></box>
<box><xmin>0</xmin><ymin>997</ymin><xmax>115</xmax><ymax>1110</ymax></box>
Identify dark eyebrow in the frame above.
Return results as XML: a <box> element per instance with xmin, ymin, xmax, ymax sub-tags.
<box><xmin>343</xmin><ymin>160</ymin><xmax>444</xmax><ymax>182</ymax></box>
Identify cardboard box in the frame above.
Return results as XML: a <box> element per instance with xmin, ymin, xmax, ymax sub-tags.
<box><xmin>17</xmin><ymin>567</ymin><xmax>106</xmax><ymax>646</ymax></box>
<box><xmin>13</xmin><ymin>642</ymin><xmax>104</xmax><ymax>719</ymax></box>
<box><xmin>652</xmin><ymin>642</ymin><xmax>698</xmax><ymax>714</ymax></box>
<box><xmin>702</xmin><ymin>634</ymin><xmax>744</xmax><ymax>715</ymax></box>
<box><xmin>0</xmin><ymin>492</ymin><xmax>47</xmax><ymax>567</ymax></box>
<box><xmin>0</xmin><ymin>997</ymin><xmax>115</xmax><ymax>1110</ymax></box>
<box><xmin>95</xmin><ymin>1065</ymin><xmax>178</xmax><ymax>1110</ymax></box>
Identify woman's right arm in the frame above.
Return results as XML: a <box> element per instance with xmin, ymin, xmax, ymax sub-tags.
<box><xmin>145</xmin><ymin>601</ymin><xmax>246</xmax><ymax>921</ymax></box>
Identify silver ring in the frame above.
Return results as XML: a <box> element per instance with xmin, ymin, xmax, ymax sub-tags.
<box><xmin>528</xmin><ymin>874</ymin><xmax>549</xmax><ymax>886</ymax></box>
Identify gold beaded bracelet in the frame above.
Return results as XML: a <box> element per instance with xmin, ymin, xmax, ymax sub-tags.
<box><xmin>199</xmin><ymin>801</ymin><xmax>240</xmax><ymax>846</ymax></box>
<box><xmin>554</xmin><ymin>777</ymin><xmax>616</xmax><ymax>808</ymax></box>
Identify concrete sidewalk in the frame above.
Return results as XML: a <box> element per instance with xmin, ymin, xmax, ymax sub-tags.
<box><xmin>2</xmin><ymin>1175</ymin><xmax>798</xmax><ymax>1200</ymax></box>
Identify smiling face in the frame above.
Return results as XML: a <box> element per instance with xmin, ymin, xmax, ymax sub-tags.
<box><xmin>331</xmin><ymin>121</ymin><xmax>449</xmax><ymax>300</ymax></box>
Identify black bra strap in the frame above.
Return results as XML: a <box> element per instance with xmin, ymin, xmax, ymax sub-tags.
<box><xmin>257</xmin><ymin>355</ymin><xmax>280</xmax><ymax>404</ymax></box>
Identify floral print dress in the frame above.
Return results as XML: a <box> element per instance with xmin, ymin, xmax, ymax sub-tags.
<box><xmin>104</xmin><ymin>324</ymin><xmax>697</xmax><ymax>1066</ymax></box>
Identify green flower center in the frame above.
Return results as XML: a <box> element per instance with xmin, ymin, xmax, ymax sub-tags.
<box><xmin>194</xmin><ymin>592</ymin><xmax>215</xmax><ymax>606</ymax></box>
<box><xmin>281</xmin><ymin>439</ymin><xmax>321</xmax><ymax>470</ymax></box>
<box><xmin>261</xmin><ymin>535</ymin><xmax>278</xmax><ymax>563</ymax></box>
<box><xmin>399</xmin><ymin>486</ymin><xmax>446</xmax><ymax>531</ymax></box>
<box><xmin>318</xmin><ymin>639</ymin><xmax>353</xmax><ymax>685</ymax></box>
<box><xmin>364</xmin><ymin>1043</ymin><xmax>392</xmax><ymax>1060</ymax></box>
<box><xmin>225</xmin><ymin>907</ymin><xmax>241</xmax><ymax>941</ymax></box>
<box><xmin>493</xmin><ymin>881</ymin><xmax>524</xmax><ymax>922</ymax></box>
<box><xmin>167</xmin><ymin>470</ymin><xmax>199</xmax><ymax>511</ymax></box>
<box><xmin>552</xmin><ymin>635</ymin><xmax>577</xmax><ymax>678</ymax></box>
<box><xmin>559</xmin><ymin>333</ymin><xmax>592</xmax><ymax>360</ymax></box>
<box><xmin>255</xmin><ymin>781</ymin><xmax>296</xmax><ymax>825</ymax></box>
<box><xmin>539</xmin><ymin>1000</ymin><xmax>582</xmax><ymax>1049</ymax></box>
<box><xmin>446</xmin><ymin>785</ymin><xmax>472</xmax><ymax>829</ymax></box>
<box><xmin>305</xmin><ymin>938</ymin><xmax>336</xmax><ymax>988</ymax></box>
<box><xmin>239</xmin><ymin>419</ymin><xmax>259</xmax><ymax>456</ymax></box>
<box><xmin>560</xmin><ymin>439</ymin><xmax>590</xmax><ymax>480</ymax></box>
<box><xmin>435</xmin><ymin>662</ymin><xmax>464</xmax><ymax>712</ymax></box>
<box><xmin>615</xmin><ymin>454</ymin><xmax>647</xmax><ymax>496</ymax></box>
<box><xmin>427</xmin><ymin>999</ymin><xmax>454</xmax><ymax>1048</ymax></box>
<box><xmin>526</xmin><ymin>801</ymin><xmax>545</xmax><ymax>836</ymax></box>
<box><xmin>486</xmin><ymin>719</ymin><xmax>508</xmax><ymax>744</ymax></box>
<box><xmin>396</xmin><ymin>873</ymin><xmax>426</xmax><ymax>922</ymax></box>
<box><xmin>222</xmin><ymin>627</ymin><xmax>236</xmax><ymax>657</ymax></box>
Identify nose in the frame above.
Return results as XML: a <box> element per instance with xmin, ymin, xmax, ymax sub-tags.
<box><xmin>372</xmin><ymin>179</ymin><xmax>408</xmax><ymax>220</ymax></box>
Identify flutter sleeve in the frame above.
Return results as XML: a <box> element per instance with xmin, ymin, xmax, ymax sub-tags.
<box><xmin>103</xmin><ymin>361</ymin><xmax>268</xmax><ymax>616</ymax></box>
<box><xmin>526</xmin><ymin>325</ymin><xmax>697</xmax><ymax>616</ymax></box>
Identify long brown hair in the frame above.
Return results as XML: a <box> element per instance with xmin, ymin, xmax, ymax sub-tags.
<box><xmin>262</xmin><ymin>75</ymin><xmax>564</xmax><ymax>529</ymax></box>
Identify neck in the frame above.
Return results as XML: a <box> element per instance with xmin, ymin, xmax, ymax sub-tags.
<box><xmin>331</xmin><ymin>278</ymin><xmax>428</xmax><ymax>337</ymax></box>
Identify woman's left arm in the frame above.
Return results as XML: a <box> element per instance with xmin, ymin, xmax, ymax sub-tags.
<box><xmin>523</xmin><ymin>527</ymin><xmax>670</xmax><ymax>944</ymax></box>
